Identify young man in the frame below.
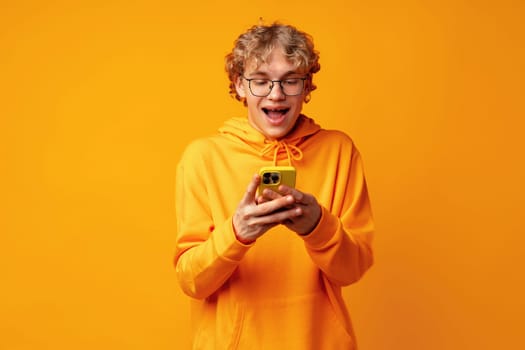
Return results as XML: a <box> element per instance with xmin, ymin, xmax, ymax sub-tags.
<box><xmin>175</xmin><ymin>23</ymin><xmax>374</xmax><ymax>349</ymax></box>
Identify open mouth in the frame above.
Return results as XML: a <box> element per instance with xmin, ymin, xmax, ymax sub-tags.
<box><xmin>262</xmin><ymin>108</ymin><xmax>290</xmax><ymax>118</ymax></box>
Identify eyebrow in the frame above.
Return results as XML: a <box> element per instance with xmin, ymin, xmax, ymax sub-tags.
<box><xmin>246</xmin><ymin>70</ymin><xmax>302</xmax><ymax>78</ymax></box>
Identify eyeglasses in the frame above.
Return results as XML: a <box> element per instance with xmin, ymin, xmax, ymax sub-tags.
<box><xmin>242</xmin><ymin>76</ymin><xmax>307</xmax><ymax>97</ymax></box>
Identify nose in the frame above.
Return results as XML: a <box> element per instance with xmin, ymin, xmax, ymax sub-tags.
<box><xmin>267</xmin><ymin>81</ymin><xmax>286</xmax><ymax>100</ymax></box>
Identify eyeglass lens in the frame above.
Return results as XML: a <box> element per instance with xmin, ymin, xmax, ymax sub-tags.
<box><xmin>248</xmin><ymin>79</ymin><xmax>304</xmax><ymax>97</ymax></box>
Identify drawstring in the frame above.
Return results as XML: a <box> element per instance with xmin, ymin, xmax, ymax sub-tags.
<box><xmin>260</xmin><ymin>140</ymin><xmax>303</xmax><ymax>166</ymax></box>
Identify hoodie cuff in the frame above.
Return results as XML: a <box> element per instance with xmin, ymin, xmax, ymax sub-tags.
<box><xmin>213</xmin><ymin>216</ymin><xmax>254</xmax><ymax>263</ymax></box>
<box><xmin>300</xmin><ymin>206</ymin><xmax>339</xmax><ymax>248</ymax></box>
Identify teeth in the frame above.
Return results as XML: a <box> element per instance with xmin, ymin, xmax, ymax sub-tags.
<box><xmin>263</xmin><ymin>108</ymin><xmax>288</xmax><ymax>114</ymax></box>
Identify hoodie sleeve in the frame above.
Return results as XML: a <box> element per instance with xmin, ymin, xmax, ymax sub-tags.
<box><xmin>174</xmin><ymin>141</ymin><xmax>252</xmax><ymax>299</ymax></box>
<box><xmin>301</xmin><ymin>145</ymin><xmax>374</xmax><ymax>286</ymax></box>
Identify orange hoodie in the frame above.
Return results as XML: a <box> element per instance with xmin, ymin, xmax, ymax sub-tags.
<box><xmin>175</xmin><ymin>115</ymin><xmax>374</xmax><ymax>349</ymax></box>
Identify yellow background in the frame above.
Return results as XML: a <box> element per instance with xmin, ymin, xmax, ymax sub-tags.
<box><xmin>1</xmin><ymin>0</ymin><xmax>524</xmax><ymax>349</ymax></box>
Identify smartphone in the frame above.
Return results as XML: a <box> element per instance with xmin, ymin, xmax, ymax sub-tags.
<box><xmin>258</xmin><ymin>166</ymin><xmax>296</xmax><ymax>195</ymax></box>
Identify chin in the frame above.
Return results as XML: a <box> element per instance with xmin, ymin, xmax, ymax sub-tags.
<box><xmin>265</xmin><ymin>127</ymin><xmax>291</xmax><ymax>140</ymax></box>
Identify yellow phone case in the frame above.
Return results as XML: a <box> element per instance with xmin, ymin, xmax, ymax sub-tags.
<box><xmin>258</xmin><ymin>166</ymin><xmax>296</xmax><ymax>194</ymax></box>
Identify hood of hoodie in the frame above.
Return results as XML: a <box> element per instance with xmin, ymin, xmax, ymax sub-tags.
<box><xmin>218</xmin><ymin>115</ymin><xmax>321</xmax><ymax>166</ymax></box>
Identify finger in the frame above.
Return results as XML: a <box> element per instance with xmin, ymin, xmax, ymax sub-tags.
<box><xmin>278</xmin><ymin>185</ymin><xmax>305</xmax><ymax>203</ymax></box>
<box><xmin>252</xmin><ymin>206</ymin><xmax>302</xmax><ymax>225</ymax></box>
<box><xmin>257</xmin><ymin>188</ymin><xmax>287</xmax><ymax>206</ymax></box>
<box><xmin>240</xmin><ymin>174</ymin><xmax>260</xmax><ymax>204</ymax></box>
<box><xmin>255</xmin><ymin>194</ymin><xmax>295</xmax><ymax>216</ymax></box>
<box><xmin>269</xmin><ymin>206</ymin><xmax>303</xmax><ymax>223</ymax></box>
<box><xmin>255</xmin><ymin>193</ymin><xmax>272</xmax><ymax>205</ymax></box>
<box><xmin>261</xmin><ymin>188</ymin><xmax>283</xmax><ymax>200</ymax></box>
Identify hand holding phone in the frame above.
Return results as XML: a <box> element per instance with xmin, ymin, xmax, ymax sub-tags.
<box><xmin>257</xmin><ymin>167</ymin><xmax>321</xmax><ymax>235</ymax></box>
<box><xmin>233</xmin><ymin>172</ymin><xmax>301</xmax><ymax>244</ymax></box>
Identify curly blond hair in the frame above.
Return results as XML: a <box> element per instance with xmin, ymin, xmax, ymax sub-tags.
<box><xmin>225</xmin><ymin>22</ymin><xmax>321</xmax><ymax>104</ymax></box>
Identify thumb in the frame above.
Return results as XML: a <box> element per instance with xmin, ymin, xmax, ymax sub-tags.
<box><xmin>239</xmin><ymin>174</ymin><xmax>260</xmax><ymax>205</ymax></box>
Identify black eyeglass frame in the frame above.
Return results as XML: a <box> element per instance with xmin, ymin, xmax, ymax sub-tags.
<box><xmin>241</xmin><ymin>76</ymin><xmax>308</xmax><ymax>97</ymax></box>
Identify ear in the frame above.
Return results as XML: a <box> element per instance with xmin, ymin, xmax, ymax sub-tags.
<box><xmin>235</xmin><ymin>76</ymin><xmax>247</xmax><ymax>98</ymax></box>
<box><xmin>303</xmin><ymin>77</ymin><xmax>313</xmax><ymax>103</ymax></box>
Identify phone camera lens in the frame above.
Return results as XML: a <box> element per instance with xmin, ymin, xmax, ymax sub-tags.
<box><xmin>263</xmin><ymin>173</ymin><xmax>271</xmax><ymax>184</ymax></box>
<box><xmin>271</xmin><ymin>174</ymin><xmax>280</xmax><ymax>184</ymax></box>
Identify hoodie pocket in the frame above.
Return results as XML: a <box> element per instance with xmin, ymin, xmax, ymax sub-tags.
<box><xmin>192</xmin><ymin>297</ymin><xmax>247</xmax><ymax>350</ymax></box>
<box><xmin>234</xmin><ymin>292</ymin><xmax>355</xmax><ymax>350</ymax></box>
